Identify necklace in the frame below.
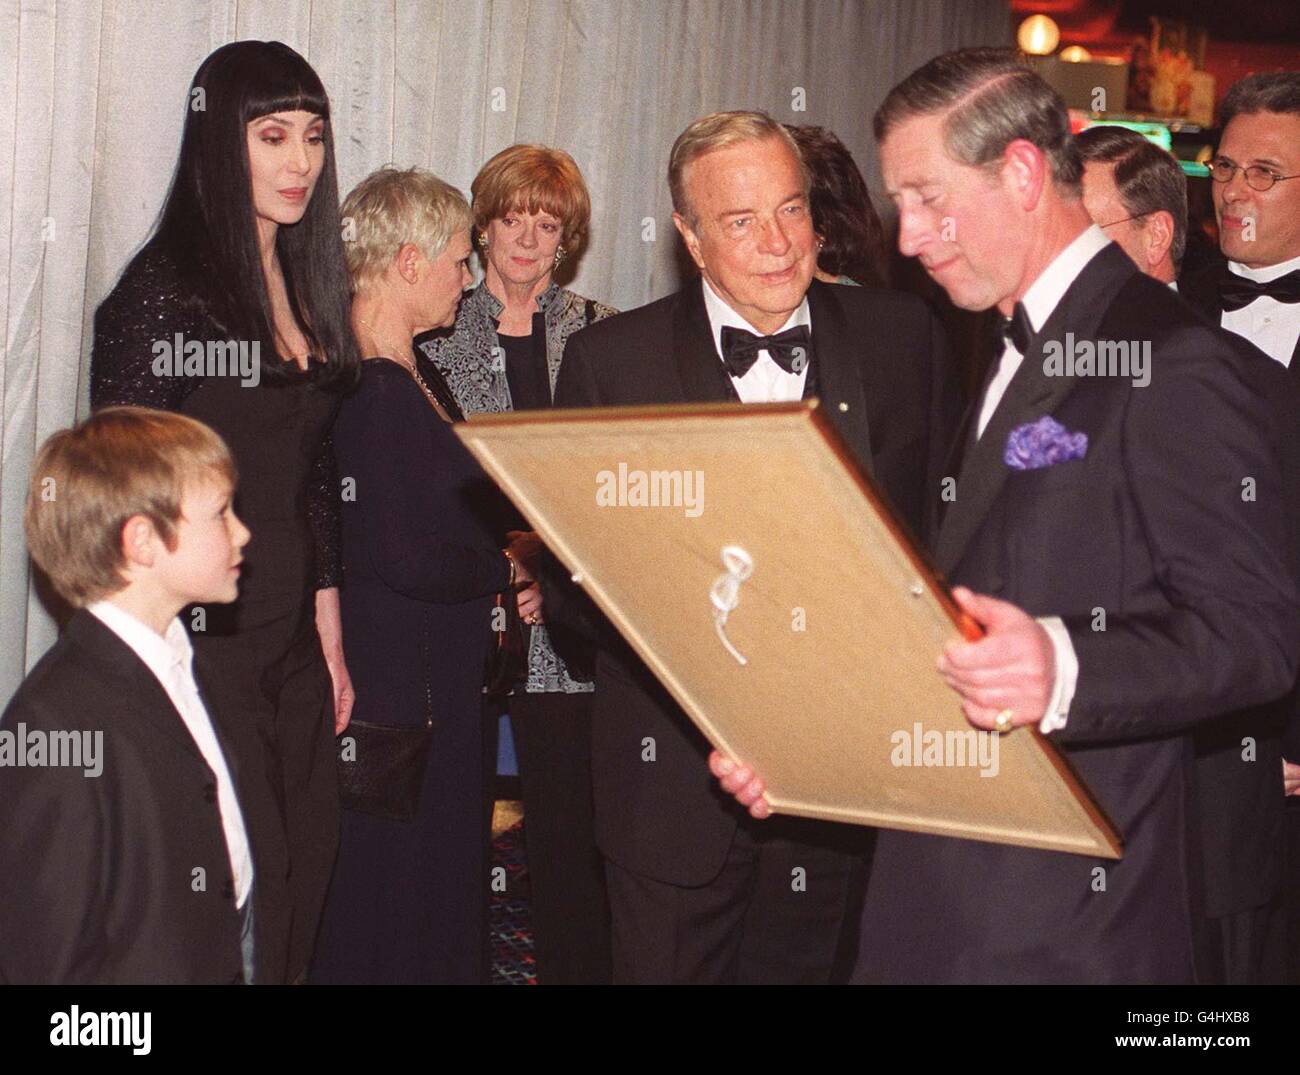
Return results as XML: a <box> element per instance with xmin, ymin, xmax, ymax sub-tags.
<box><xmin>356</xmin><ymin>315</ymin><xmax>452</xmax><ymax>422</ymax></box>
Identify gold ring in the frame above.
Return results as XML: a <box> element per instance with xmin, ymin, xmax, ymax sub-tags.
<box><xmin>994</xmin><ymin>708</ymin><xmax>1014</xmax><ymax>733</ymax></box>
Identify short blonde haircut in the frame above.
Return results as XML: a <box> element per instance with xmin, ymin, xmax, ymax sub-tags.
<box><xmin>341</xmin><ymin>167</ymin><xmax>472</xmax><ymax>290</ymax></box>
<box><xmin>669</xmin><ymin>111</ymin><xmax>810</xmax><ymax>226</ymax></box>
<box><xmin>471</xmin><ymin>144</ymin><xmax>592</xmax><ymax>253</ymax></box>
<box><xmin>25</xmin><ymin>406</ymin><xmax>236</xmax><ymax>607</ymax></box>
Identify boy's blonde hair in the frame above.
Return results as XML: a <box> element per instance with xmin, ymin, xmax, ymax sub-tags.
<box><xmin>25</xmin><ymin>406</ymin><xmax>236</xmax><ymax>607</ymax></box>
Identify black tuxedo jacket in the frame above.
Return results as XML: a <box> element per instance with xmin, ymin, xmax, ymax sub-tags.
<box><xmin>0</xmin><ymin>610</ymin><xmax>291</xmax><ymax>983</ymax></box>
<box><xmin>1179</xmin><ymin>255</ymin><xmax>1300</xmax><ymax>921</ymax></box>
<box><xmin>551</xmin><ymin>277</ymin><xmax>960</xmax><ymax>886</ymax></box>
<box><xmin>855</xmin><ymin>244</ymin><xmax>1299</xmax><ymax>983</ymax></box>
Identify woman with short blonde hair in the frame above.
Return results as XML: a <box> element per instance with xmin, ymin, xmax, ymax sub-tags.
<box><xmin>342</xmin><ymin>167</ymin><xmax>472</xmax><ymax>290</ymax></box>
<box><xmin>313</xmin><ymin>166</ymin><xmax>536</xmax><ymax>984</ymax></box>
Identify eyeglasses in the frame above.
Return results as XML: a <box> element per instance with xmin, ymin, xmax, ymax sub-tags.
<box><xmin>1209</xmin><ymin>159</ymin><xmax>1300</xmax><ymax>192</ymax></box>
<box><xmin>1099</xmin><ymin>212</ymin><xmax>1151</xmax><ymax>229</ymax></box>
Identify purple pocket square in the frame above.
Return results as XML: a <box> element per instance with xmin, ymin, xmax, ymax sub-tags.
<box><xmin>1004</xmin><ymin>416</ymin><xmax>1088</xmax><ymax>471</ymax></box>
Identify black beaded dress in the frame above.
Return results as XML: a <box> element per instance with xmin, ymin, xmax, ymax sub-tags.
<box><xmin>90</xmin><ymin>238</ymin><xmax>345</xmax><ymax>978</ymax></box>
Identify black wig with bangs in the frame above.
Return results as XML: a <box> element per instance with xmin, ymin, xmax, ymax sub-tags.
<box><xmin>155</xmin><ymin>39</ymin><xmax>358</xmax><ymax>388</ymax></box>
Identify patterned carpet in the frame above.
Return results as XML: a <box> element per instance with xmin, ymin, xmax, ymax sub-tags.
<box><xmin>489</xmin><ymin>807</ymin><xmax>536</xmax><ymax>985</ymax></box>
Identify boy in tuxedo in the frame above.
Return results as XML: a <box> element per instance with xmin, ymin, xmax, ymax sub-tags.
<box><xmin>0</xmin><ymin>406</ymin><xmax>289</xmax><ymax>983</ymax></box>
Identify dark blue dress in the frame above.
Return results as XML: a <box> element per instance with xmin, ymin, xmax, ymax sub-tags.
<box><xmin>312</xmin><ymin>359</ymin><xmax>510</xmax><ymax>983</ymax></box>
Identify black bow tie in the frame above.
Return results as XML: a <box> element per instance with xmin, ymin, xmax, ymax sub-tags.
<box><xmin>1219</xmin><ymin>269</ymin><xmax>1300</xmax><ymax>312</ymax></box>
<box><xmin>995</xmin><ymin>302</ymin><xmax>1034</xmax><ymax>355</ymax></box>
<box><xmin>720</xmin><ymin>325</ymin><xmax>813</xmax><ymax>379</ymax></box>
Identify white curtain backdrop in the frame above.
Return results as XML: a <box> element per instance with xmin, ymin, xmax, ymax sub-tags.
<box><xmin>0</xmin><ymin>0</ymin><xmax>1008</xmax><ymax>702</ymax></box>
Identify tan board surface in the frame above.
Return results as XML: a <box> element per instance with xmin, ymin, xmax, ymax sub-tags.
<box><xmin>458</xmin><ymin>400</ymin><xmax>1121</xmax><ymax>859</ymax></box>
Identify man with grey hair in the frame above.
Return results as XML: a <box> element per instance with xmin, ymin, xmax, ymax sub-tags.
<box><xmin>715</xmin><ymin>49</ymin><xmax>1297</xmax><ymax>982</ymax></box>
<box><xmin>1179</xmin><ymin>70</ymin><xmax>1300</xmax><ymax>984</ymax></box>
<box><xmin>552</xmin><ymin>109</ymin><xmax>960</xmax><ymax>983</ymax></box>
<box><xmin>1077</xmin><ymin>125</ymin><xmax>1186</xmax><ymax>285</ymax></box>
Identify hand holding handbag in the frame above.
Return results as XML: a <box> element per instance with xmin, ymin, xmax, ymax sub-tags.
<box><xmin>337</xmin><ymin>625</ymin><xmax>435</xmax><ymax>822</ymax></box>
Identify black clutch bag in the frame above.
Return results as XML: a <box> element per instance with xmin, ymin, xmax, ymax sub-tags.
<box><xmin>336</xmin><ymin>717</ymin><xmax>432</xmax><ymax>821</ymax></box>
<box><xmin>337</xmin><ymin>630</ymin><xmax>435</xmax><ymax>822</ymax></box>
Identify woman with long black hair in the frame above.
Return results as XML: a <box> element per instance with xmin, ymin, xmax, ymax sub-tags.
<box><xmin>91</xmin><ymin>39</ymin><xmax>358</xmax><ymax>981</ymax></box>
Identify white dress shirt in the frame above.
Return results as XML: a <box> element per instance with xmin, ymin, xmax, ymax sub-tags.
<box><xmin>89</xmin><ymin>600</ymin><xmax>253</xmax><ymax>908</ymax></box>
<box><xmin>701</xmin><ymin>276</ymin><xmax>811</xmax><ymax>403</ymax></box>
<box><xmin>976</xmin><ymin>225</ymin><xmax>1113</xmax><ymax>436</ymax></box>
<box><xmin>975</xmin><ymin>225</ymin><xmax>1114</xmax><ymax>733</ymax></box>
<box><xmin>1221</xmin><ymin>251</ymin><xmax>1300</xmax><ymax>368</ymax></box>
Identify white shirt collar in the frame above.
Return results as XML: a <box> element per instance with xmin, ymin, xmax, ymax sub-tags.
<box><xmin>700</xmin><ymin>276</ymin><xmax>811</xmax><ymax>361</ymax></box>
<box><xmin>1019</xmin><ymin>224</ymin><xmax>1114</xmax><ymax>334</ymax></box>
<box><xmin>88</xmin><ymin>600</ymin><xmax>193</xmax><ymax>686</ymax></box>
<box><xmin>1228</xmin><ymin>250</ymin><xmax>1300</xmax><ymax>284</ymax></box>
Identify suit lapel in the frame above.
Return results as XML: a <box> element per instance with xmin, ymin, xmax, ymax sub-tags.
<box><xmin>935</xmin><ymin>245</ymin><xmax>1136</xmax><ymax>574</ymax></box>
<box><xmin>65</xmin><ymin>611</ymin><xmax>206</xmax><ymax>764</ymax></box>
<box><xmin>192</xmin><ymin>655</ymin><xmax>243</xmax><ymax>786</ymax></box>
<box><xmin>937</xmin><ymin>345</ymin><xmax>1002</xmax><ymax>530</ymax></box>
<box><xmin>672</xmin><ymin>280</ymin><xmax>740</xmax><ymax>403</ymax></box>
<box><xmin>672</xmin><ymin>279</ymin><xmax>875</xmax><ymax>478</ymax></box>
<box><xmin>1177</xmin><ymin>256</ymin><xmax>1224</xmax><ymax>323</ymax></box>
<box><xmin>806</xmin><ymin>280</ymin><xmax>874</xmax><ymax>478</ymax></box>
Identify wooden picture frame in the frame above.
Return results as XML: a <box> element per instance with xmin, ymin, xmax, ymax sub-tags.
<box><xmin>458</xmin><ymin>400</ymin><xmax>1121</xmax><ymax>858</ymax></box>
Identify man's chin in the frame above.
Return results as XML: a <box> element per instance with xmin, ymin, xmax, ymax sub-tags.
<box><xmin>1218</xmin><ymin>235</ymin><xmax>1261</xmax><ymax>266</ymax></box>
<box><xmin>755</xmin><ymin>275</ymin><xmax>812</xmax><ymax>309</ymax></box>
<box><xmin>932</xmin><ymin>283</ymin><xmax>989</xmax><ymax>313</ymax></box>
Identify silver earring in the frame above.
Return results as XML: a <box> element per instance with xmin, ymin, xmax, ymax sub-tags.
<box><xmin>554</xmin><ymin>246</ymin><xmax>566</xmax><ymax>267</ymax></box>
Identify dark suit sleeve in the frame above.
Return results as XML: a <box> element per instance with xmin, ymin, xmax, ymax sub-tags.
<box><xmin>553</xmin><ymin>326</ymin><xmax>601</xmax><ymax>409</ymax></box>
<box><xmin>1281</xmin><ymin>687</ymin><xmax>1300</xmax><ymax>761</ymax></box>
<box><xmin>923</xmin><ymin>312</ymin><xmax>965</xmax><ymax>548</ymax></box>
<box><xmin>338</xmin><ymin>371</ymin><xmax>510</xmax><ymax>603</ymax></box>
<box><xmin>1057</xmin><ymin>326</ymin><xmax>1300</xmax><ymax>743</ymax></box>
<box><xmin>0</xmin><ymin>705</ymin><xmax>108</xmax><ymax>983</ymax></box>
<box><xmin>539</xmin><ymin>330</ymin><xmax>611</xmax><ymax>643</ymax></box>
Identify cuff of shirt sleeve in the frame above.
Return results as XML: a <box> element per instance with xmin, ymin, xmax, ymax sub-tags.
<box><xmin>1037</xmin><ymin>616</ymin><xmax>1078</xmax><ymax>734</ymax></box>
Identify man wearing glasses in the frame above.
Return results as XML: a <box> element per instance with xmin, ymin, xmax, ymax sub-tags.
<box><xmin>1181</xmin><ymin>71</ymin><xmax>1300</xmax><ymax>985</ymax></box>
<box><xmin>1077</xmin><ymin>124</ymin><xmax>1186</xmax><ymax>288</ymax></box>
<box><xmin>1188</xmin><ymin>72</ymin><xmax>1300</xmax><ymax>367</ymax></box>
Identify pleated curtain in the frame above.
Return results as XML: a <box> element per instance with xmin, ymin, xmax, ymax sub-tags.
<box><xmin>0</xmin><ymin>0</ymin><xmax>1009</xmax><ymax>701</ymax></box>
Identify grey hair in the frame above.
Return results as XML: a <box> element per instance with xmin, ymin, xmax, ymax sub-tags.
<box><xmin>669</xmin><ymin>110</ymin><xmax>810</xmax><ymax>226</ymax></box>
<box><xmin>873</xmin><ymin>47</ymin><xmax>1083</xmax><ymax>196</ymax></box>
<box><xmin>340</xmin><ymin>166</ymin><xmax>472</xmax><ymax>290</ymax></box>
<box><xmin>1077</xmin><ymin>125</ymin><xmax>1188</xmax><ymax>268</ymax></box>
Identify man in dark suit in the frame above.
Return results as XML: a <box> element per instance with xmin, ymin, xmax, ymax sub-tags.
<box><xmin>1072</xmin><ymin>120</ymin><xmax>1298</xmax><ymax>983</ymax></box>
<box><xmin>0</xmin><ymin>408</ymin><xmax>291</xmax><ymax>984</ymax></box>
<box><xmin>1178</xmin><ymin>71</ymin><xmax>1300</xmax><ymax>982</ymax></box>
<box><xmin>1076</xmin><ymin>124</ymin><xmax>1185</xmax><ymax>287</ymax></box>
<box><xmin>551</xmin><ymin>110</ymin><xmax>959</xmax><ymax>983</ymax></box>
<box><xmin>719</xmin><ymin>50</ymin><xmax>1298</xmax><ymax>982</ymax></box>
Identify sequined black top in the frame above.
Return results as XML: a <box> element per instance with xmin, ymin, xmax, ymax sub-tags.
<box><xmin>90</xmin><ymin>240</ymin><xmax>344</xmax><ymax>596</ymax></box>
